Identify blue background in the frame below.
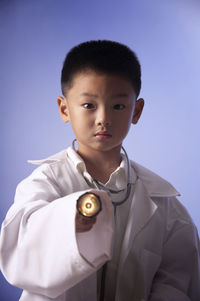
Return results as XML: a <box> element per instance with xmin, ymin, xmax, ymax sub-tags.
<box><xmin>0</xmin><ymin>0</ymin><xmax>200</xmax><ymax>299</ymax></box>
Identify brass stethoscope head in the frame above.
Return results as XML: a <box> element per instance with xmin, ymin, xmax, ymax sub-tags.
<box><xmin>77</xmin><ymin>192</ymin><xmax>102</xmax><ymax>218</ymax></box>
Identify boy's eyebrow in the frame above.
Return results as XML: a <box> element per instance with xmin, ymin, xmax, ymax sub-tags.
<box><xmin>80</xmin><ymin>92</ymin><xmax>129</xmax><ymax>98</ymax></box>
<box><xmin>80</xmin><ymin>93</ymin><xmax>98</xmax><ymax>98</ymax></box>
<box><xmin>112</xmin><ymin>93</ymin><xmax>129</xmax><ymax>98</ymax></box>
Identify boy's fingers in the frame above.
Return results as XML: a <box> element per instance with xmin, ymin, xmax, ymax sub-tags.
<box><xmin>76</xmin><ymin>224</ymin><xmax>93</xmax><ymax>232</ymax></box>
<box><xmin>75</xmin><ymin>213</ymin><xmax>97</xmax><ymax>232</ymax></box>
<box><xmin>79</xmin><ymin>216</ymin><xmax>96</xmax><ymax>224</ymax></box>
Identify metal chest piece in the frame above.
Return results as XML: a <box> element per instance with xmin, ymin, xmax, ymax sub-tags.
<box><xmin>77</xmin><ymin>192</ymin><xmax>102</xmax><ymax>218</ymax></box>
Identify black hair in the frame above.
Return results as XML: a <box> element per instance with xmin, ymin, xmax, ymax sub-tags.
<box><xmin>61</xmin><ymin>40</ymin><xmax>141</xmax><ymax>97</ymax></box>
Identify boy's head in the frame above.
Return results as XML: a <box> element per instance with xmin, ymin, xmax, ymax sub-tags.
<box><xmin>57</xmin><ymin>40</ymin><xmax>144</xmax><ymax>157</ymax></box>
<box><xmin>61</xmin><ymin>40</ymin><xmax>141</xmax><ymax>98</ymax></box>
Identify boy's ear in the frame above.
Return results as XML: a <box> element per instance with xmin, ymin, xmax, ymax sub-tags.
<box><xmin>57</xmin><ymin>96</ymin><xmax>70</xmax><ymax>123</ymax></box>
<box><xmin>132</xmin><ymin>98</ymin><xmax>144</xmax><ymax>124</ymax></box>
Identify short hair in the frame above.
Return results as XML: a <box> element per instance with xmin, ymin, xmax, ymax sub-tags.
<box><xmin>61</xmin><ymin>40</ymin><xmax>141</xmax><ymax>97</ymax></box>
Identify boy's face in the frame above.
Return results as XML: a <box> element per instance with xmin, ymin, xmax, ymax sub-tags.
<box><xmin>57</xmin><ymin>71</ymin><xmax>144</xmax><ymax>155</ymax></box>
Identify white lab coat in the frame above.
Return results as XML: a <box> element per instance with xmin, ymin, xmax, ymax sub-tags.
<box><xmin>0</xmin><ymin>148</ymin><xmax>199</xmax><ymax>301</ymax></box>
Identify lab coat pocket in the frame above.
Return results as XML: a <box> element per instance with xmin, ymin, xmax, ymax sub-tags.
<box><xmin>141</xmin><ymin>248</ymin><xmax>161</xmax><ymax>297</ymax></box>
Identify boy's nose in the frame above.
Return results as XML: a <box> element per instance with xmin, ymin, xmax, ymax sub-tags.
<box><xmin>96</xmin><ymin>108</ymin><xmax>111</xmax><ymax>127</ymax></box>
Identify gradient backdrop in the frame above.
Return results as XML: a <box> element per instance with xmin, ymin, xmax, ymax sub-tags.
<box><xmin>0</xmin><ymin>0</ymin><xmax>200</xmax><ymax>299</ymax></box>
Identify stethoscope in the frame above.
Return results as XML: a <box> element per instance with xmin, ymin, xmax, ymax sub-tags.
<box><xmin>72</xmin><ymin>139</ymin><xmax>134</xmax><ymax>300</ymax></box>
<box><xmin>72</xmin><ymin>139</ymin><xmax>133</xmax><ymax>214</ymax></box>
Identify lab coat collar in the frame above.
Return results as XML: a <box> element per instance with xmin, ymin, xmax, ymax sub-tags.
<box><xmin>27</xmin><ymin>149</ymin><xmax>68</xmax><ymax>165</ymax></box>
<box><xmin>131</xmin><ymin>161</ymin><xmax>180</xmax><ymax>197</ymax></box>
<box><xmin>28</xmin><ymin>147</ymin><xmax>180</xmax><ymax>198</ymax></box>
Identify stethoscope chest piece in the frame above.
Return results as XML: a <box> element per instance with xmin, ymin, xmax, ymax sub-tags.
<box><xmin>77</xmin><ymin>192</ymin><xmax>102</xmax><ymax>218</ymax></box>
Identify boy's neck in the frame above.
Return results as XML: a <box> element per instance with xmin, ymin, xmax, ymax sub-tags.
<box><xmin>77</xmin><ymin>145</ymin><xmax>122</xmax><ymax>184</ymax></box>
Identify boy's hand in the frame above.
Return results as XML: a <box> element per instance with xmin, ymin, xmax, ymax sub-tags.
<box><xmin>75</xmin><ymin>212</ymin><xmax>97</xmax><ymax>232</ymax></box>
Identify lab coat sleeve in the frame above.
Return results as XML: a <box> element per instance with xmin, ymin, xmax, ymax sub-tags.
<box><xmin>149</xmin><ymin>200</ymin><xmax>200</xmax><ymax>301</ymax></box>
<box><xmin>0</xmin><ymin>164</ymin><xmax>114</xmax><ymax>298</ymax></box>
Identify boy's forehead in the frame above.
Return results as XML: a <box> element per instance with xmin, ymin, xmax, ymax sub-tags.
<box><xmin>68</xmin><ymin>70</ymin><xmax>136</xmax><ymax>97</ymax></box>
<box><xmin>72</xmin><ymin>69</ymin><xmax>130</xmax><ymax>83</ymax></box>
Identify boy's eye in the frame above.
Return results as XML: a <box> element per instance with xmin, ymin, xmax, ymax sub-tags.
<box><xmin>82</xmin><ymin>103</ymin><xmax>95</xmax><ymax>109</ymax></box>
<box><xmin>113</xmin><ymin>104</ymin><xmax>125</xmax><ymax>110</ymax></box>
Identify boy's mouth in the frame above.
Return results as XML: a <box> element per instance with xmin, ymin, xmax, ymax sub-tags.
<box><xmin>95</xmin><ymin>131</ymin><xmax>112</xmax><ymax>140</ymax></box>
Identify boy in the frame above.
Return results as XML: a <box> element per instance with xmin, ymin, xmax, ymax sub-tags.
<box><xmin>0</xmin><ymin>40</ymin><xmax>199</xmax><ymax>301</ymax></box>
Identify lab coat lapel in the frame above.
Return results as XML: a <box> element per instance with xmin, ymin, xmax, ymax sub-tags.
<box><xmin>118</xmin><ymin>177</ymin><xmax>157</xmax><ymax>273</ymax></box>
